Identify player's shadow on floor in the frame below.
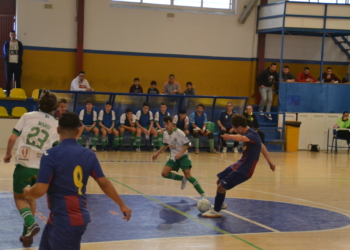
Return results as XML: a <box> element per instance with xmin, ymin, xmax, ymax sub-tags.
<box><xmin>157</xmin><ymin>200</ymin><xmax>194</xmax><ymax>230</ymax></box>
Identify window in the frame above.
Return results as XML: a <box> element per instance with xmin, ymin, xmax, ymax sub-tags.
<box><xmin>290</xmin><ymin>0</ymin><xmax>349</xmax><ymax>3</ymax></box>
<box><xmin>111</xmin><ymin>0</ymin><xmax>233</xmax><ymax>12</ymax></box>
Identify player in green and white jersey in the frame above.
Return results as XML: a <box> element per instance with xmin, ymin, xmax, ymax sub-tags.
<box><xmin>3</xmin><ymin>90</ymin><xmax>59</xmax><ymax>247</ymax></box>
<box><xmin>152</xmin><ymin>116</ymin><xmax>208</xmax><ymax>198</ymax></box>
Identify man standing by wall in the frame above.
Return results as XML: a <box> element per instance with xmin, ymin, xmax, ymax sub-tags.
<box><xmin>3</xmin><ymin>30</ymin><xmax>23</xmax><ymax>97</ymax></box>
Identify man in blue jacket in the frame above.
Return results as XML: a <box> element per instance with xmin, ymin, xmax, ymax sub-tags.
<box><xmin>3</xmin><ymin>30</ymin><xmax>24</xmax><ymax>97</ymax></box>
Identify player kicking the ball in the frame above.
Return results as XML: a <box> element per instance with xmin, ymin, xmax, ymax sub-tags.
<box><xmin>202</xmin><ymin>114</ymin><xmax>275</xmax><ymax>218</ymax></box>
<box><xmin>152</xmin><ymin>116</ymin><xmax>208</xmax><ymax>198</ymax></box>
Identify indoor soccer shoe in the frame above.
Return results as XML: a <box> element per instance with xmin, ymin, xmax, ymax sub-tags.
<box><xmin>200</xmin><ymin>193</ymin><xmax>209</xmax><ymax>199</ymax></box>
<box><xmin>91</xmin><ymin>146</ymin><xmax>97</xmax><ymax>152</ymax></box>
<box><xmin>202</xmin><ymin>208</ymin><xmax>222</xmax><ymax>218</ymax></box>
<box><xmin>23</xmin><ymin>223</ymin><xmax>40</xmax><ymax>247</ymax></box>
<box><xmin>211</xmin><ymin>203</ymin><xmax>228</xmax><ymax>209</ymax></box>
<box><xmin>181</xmin><ymin>178</ymin><xmax>187</xmax><ymax>190</ymax></box>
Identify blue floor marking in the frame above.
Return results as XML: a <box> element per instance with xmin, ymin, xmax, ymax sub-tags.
<box><xmin>1</xmin><ymin>193</ymin><xmax>350</xmax><ymax>250</ymax></box>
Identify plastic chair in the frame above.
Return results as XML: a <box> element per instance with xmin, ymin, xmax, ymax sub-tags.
<box><xmin>10</xmin><ymin>88</ymin><xmax>27</xmax><ymax>99</ymax></box>
<box><xmin>0</xmin><ymin>106</ymin><xmax>9</xmax><ymax>117</ymax></box>
<box><xmin>12</xmin><ymin>107</ymin><xmax>28</xmax><ymax>118</ymax></box>
<box><xmin>32</xmin><ymin>89</ymin><xmax>40</xmax><ymax>100</ymax></box>
<box><xmin>0</xmin><ymin>88</ymin><xmax>6</xmax><ymax>98</ymax></box>
<box><xmin>327</xmin><ymin>128</ymin><xmax>350</xmax><ymax>154</ymax></box>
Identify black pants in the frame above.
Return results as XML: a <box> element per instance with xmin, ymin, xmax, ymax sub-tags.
<box><xmin>256</xmin><ymin>130</ymin><xmax>265</xmax><ymax>144</ymax></box>
<box><xmin>220</xmin><ymin>130</ymin><xmax>239</xmax><ymax>148</ymax></box>
<box><xmin>5</xmin><ymin>62</ymin><xmax>22</xmax><ymax>96</ymax></box>
<box><xmin>337</xmin><ymin>130</ymin><xmax>350</xmax><ymax>144</ymax></box>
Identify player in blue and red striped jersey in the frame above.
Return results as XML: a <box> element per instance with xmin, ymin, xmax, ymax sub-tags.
<box><xmin>202</xmin><ymin>114</ymin><xmax>275</xmax><ymax>218</ymax></box>
<box><xmin>23</xmin><ymin>112</ymin><xmax>131</xmax><ymax>250</ymax></box>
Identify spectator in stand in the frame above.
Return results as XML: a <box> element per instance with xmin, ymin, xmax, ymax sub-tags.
<box><xmin>147</xmin><ymin>81</ymin><xmax>160</xmax><ymax>94</ymax></box>
<box><xmin>281</xmin><ymin>66</ymin><xmax>296</xmax><ymax>82</ymax></box>
<box><xmin>70</xmin><ymin>71</ymin><xmax>94</xmax><ymax>91</ymax></box>
<box><xmin>242</xmin><ymin>105</ymin><xmax>265</xmax><ymax>144</ymax></box>
<box><xmin>297</xmin><ymin>67</ymin><xmax>316</xmax><ymax>83</ymax></box>
<box><xmin>183</xmin><ymin>82</ymin><xmax>196</xmax><ymax>95</ymax></box>
<box><xmin>318</xmin><ymin>67</ymin><xmax>341</xmax><ymax>83</ymax></box>
<box><xmin>342</xmin><ymin>72</ymin><xmax>350</xmax><ymax>84</ymax></box>
<box><xmin>3</xmin><ymin>30</ymin><xmax>23</xmax><ymax>97</ymax></box>
<box><xmin>256</xmin><ymin>63</ymin><xmax>279</xmax><ymax>120</ymax></box>
<box><xmin>217</xmin><ymin>102</ymin><xmax>239</xmax><ymax>153</ymax></box>
<box><xmin>129</xmin><ymin>78</ymin><xmax>143</xmax><ymax>93</ymax></box>
<box><xmin>163</xmin><ymin>74</ymin><xmax>181</xmax><ymax>94</ymax></box>
<box><xmin>333</xmin><ymin>111</ymin><xmax>350</xmax><ymax>146</ymax></box>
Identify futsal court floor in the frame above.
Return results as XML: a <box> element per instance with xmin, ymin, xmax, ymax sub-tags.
<box><xmin>1</xmin><ymin>148</ymin><xmax>350</xmax><ymax>250</ymax></box>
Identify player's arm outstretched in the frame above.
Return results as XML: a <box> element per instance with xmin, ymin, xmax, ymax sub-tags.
<box><xmin>95</xmin><ymin>177</ymin><xmax>132</xmax><ymax>221</ymax></box>
<box><xmin>221</xmin><ymin>133</ymin><xmax>250</xmax><ymax>142</ymax></box>
<box><xmin>152</xmin><ymin>145</ymin><xmax>169</xmax><ymax>161</ymax></box>
<box><xmin>261</xmin><ymin>143</ymin><xmax>276</xmax><ymax>171</ymax></box>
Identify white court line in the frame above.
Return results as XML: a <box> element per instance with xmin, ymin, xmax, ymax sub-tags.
<box><xmin>208</xmin><ymin>156</ymin><xmax>350</xmax><ymax>214</ymax></box>
<box><xmin>188</xmin><ymin>197</ymin><xmax>280</xmax><ymax>233</ymax></box>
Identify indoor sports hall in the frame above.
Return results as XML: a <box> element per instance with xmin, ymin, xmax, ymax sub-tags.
<box><xmin>1</xmin><ymin>0</ymin><xmax>350</xmax><ymax>249</ymax></box>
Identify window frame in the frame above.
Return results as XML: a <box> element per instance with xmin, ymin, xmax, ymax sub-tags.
<box><xmin>110</xmin><ymin>0</ymin><xmax>236</xmax><ymax>14</ymax></box>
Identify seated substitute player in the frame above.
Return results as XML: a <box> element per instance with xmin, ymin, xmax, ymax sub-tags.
<box><xmin>23</xmin><ymin>112</ymin><xmax>131</xmax><ymax>250</ymax></box>
<box><xmin>173</xmin><ymin>109</ymin><xmax>190</xmax><ymax>137</ymax></box>
<box><xmin>98</xmin><ymin>102</ymin><xmax>119</xmax><ymax>151</ymax></box>
<box><xmin>54</xmin><ymin>98</ymin><xmax>84</xmax><ymax>140</ymax></box>
<box><xmin>118</xmin><ymin>108</ymin><xmax>137</xmax><ymax>150</ymax></box>
<box><xmin>190</xmin><ymin>104</ymin><xmax>217</xmax><ymax>154</ymax></box>
<box><xmin>135</xmin><ymin>102</ymin><xmax>158</xmax><ymax>152</ymax></box>
<box><xmin>3</xmin><ymin>90</ymin><xmax>59</xmax><ymax>247</ymax></box>
<box><xmin>78</xmin><ymin>100</ymin><xmax>99</xmax><ymax>152</ymax></box>
<box><xmin>152</xmin><ymin>116</ymin><xmax>208</xmax><ymax>199</ymax></box>
<box><xmin>217</xmin><ymin>102</ymin><xmax>239</xmax><ymax>153</ymax></box>
<box><xmin>154</xmin><ymin>103</ymin><xmax>170</xmax><ymax>148</ymax></box>
<box><xmin>202</xmin><ymin>114</ymin><xmax>275</xmax><ymax>218</ymax></box>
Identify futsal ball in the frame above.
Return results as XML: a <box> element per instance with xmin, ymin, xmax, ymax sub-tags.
<box><xmin>197</xmin><ymin>199</ymin><xmax>211</xmax><ymax>213</ymax></box>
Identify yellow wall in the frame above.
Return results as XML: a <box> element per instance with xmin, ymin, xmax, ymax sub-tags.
<box><xmin>22</xmin><ymin>50</ymin><xmax>258</xmax><ymax>102</ymax></box>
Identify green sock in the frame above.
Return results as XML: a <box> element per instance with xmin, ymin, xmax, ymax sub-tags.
<box><xmin>78</xmin><ymin>136</ymin><xmax>83</xmax><ymax>145</ymax></box>
<box><xmin>20</xmin><ymin>207</ymin><xmax>35</xmax><ymax>227</ymax></box>
<box><xmin>114</xmin><ymin>137</ymin><xmax>119</xmax><ymax>147</ymax></box>
<box><xmin>119</xmin><ymin>135</ymin><xmax>124</xmax><ymax>146</ymax></box>
<box><xmin>188</xmin><ymin>176</ymin><xmax>204</xmax><ymax>194</ymax></box>
<box><xmin>165</xmin><ymin>172</ymin><xmax>183</xmax><ymax>181</ymax></box>
<box><xmin>153</xmin><ymin>137</ymin><xmax>158</xmax><ymax>148</ymax></box>
<box><xmin>208</xmin><ymin>138</ymin><xmax>214</xmax><ymax>151</ymax></box>
<box><xmin>158</xmin><ymin>133</ymin><xmax>163</xmax><ymax>148</ymax></box>
<box><xmin>194</xmin><ymin>138</ymin><xmax>199</xmax><ymax>149</ymax></box>
<box><xmin>22</xmin><ymin>224</ymin><xmax>28</xmax><ymax>236</ymax></box>
<box><xmin>93</xmin><ymin>135</ymin><xmax>98</xmax><ymax>147</ymax></box>
<box><xmin>130</xmin><ymin>133</ymin><xmax>136</xmax><ymax>147</ymax></box>
<box><xmin>102</xmin><ymin>138</ymin><xmax>107</xmax><ymax>147</ymax></box>
<box><xmin>136</xmin><ymin>136</ymin><xmax>141</xmax><ymax>148</ymax></box>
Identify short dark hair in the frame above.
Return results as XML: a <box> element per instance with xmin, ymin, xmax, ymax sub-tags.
<box><xmin>186</xmin><ymin>82</ymin><xmax>192</xmax><ymax>86</ymax></box>
<box><xmin>126</xmin><ymin>108</ymin><xmax>133</xmax><ymax>113</ymax></box>
<box><xmin>10</xmin><ymin>30</ymin><xmax>15</xmax><ymax>33</ymax></box>
<box><xmin>105</xmin><ymin>101</ymin><xmax>112</xmax><ymax>106</ymax></box>
<box><xmin>304</xmin><ymin>67</ymin><xmax>310</xmax><ymax>70</ymax></box>
<box><xmin>169</xmin><ymin>74</ymin><xmax>175</xmax><ymax>78</ymax></box>
<box><xmin>162</xmin><ymin>116</ymin><xmax>172</xmax><ymax>124</ymax></box>
<box><xmin>160</xmin><ymin>103</ymin><xmax>166</xmax><ymax>106</ymax></box>
<box><xmin>86</xmin><ymin>100</ymin><xmax>93</xmax><ymax>105</ymax></box>
<box><xmin>327</xmin><ymin>67</ymin><xmax>332</xmax><ymax>70</ymax></box>
<box><xmin>39</xmin><ymin>90</ymin><xmax>58</xmax><ymax>113</ymax></box>
<box><xmin>197</xmin><ymin>104</ymin><xmax>204</xmax><ymax>109</ymax></box>
<box><xmin>78</xmin><ymin>71</ymin><xmax>85</xmax><ymax>75</ymax></box>
<box><xmin>58</xmin><ymin>98</ymin><xmax>67</xmax><ymax>104</ymax></box>
<box><xmin>231</xmin><ymin>114</ymin><xmax>247</xmax><ymax>128</ymax></box>
<box><xmin>151</xmin><ymin>81</ymin><xmax>157</xmax><ymax>85</ymax></box>
<box><xmin>179</xmin><ymin>109</ymin><xmax>186</xmax><ymax>114</ymax></box>
<box><xmin>343</xmin><ymin>111</ymin><xmax>349</xmax><ymax>115</ymax></box>
<box><xmin>283</xmin><ymin>65</ymin><xmax>289</xmax><ymax>69</ymax></box>
<box><xmin>134</xmin><ymin>78</ymin><xmax>140</xmax><ymax>81</ymax></box>
<box><xmin>59</xmin><ymin>112</ymin><xmax>80</xmax><ymax>131</ymax></box>
<box><xmin>143</xmin><ymin>102</ymin><xmax>149</xmax><ymax>107</ymax></box>
<box><xmin>270</xmin><ymin>63</ymin><xmax>277</xmax><ymax>67</ymax></box>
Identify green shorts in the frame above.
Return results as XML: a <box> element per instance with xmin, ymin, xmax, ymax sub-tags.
<box><xmin>84</xmin><ymin>125</ymin><xmax>97</xmax><ymax>132</ymax></box>
<box><xmin>165</xmin><ymin>155</ymin><xmax>192</xmax><ymax>172</ymax></box>
<box><xmin>13</xmin><ymin>164</ymin><xmax>39</xmax><ymax>194</ymax></box>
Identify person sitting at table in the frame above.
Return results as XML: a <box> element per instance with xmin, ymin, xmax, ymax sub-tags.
<box><xmin>317</xmin><ymin>67</ymin><xmax>341</xmax><ymax>83</ymax></box>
